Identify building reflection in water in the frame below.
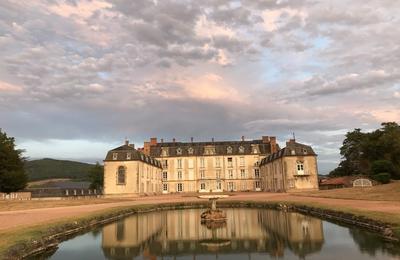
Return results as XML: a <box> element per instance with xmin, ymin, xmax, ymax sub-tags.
<box><xmin>102</xmin><ymin>208</ymin><xmax>324</xmax><ymax>259</ymax></box>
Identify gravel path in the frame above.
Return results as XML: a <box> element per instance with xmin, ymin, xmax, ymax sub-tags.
<box><xmin>1</xmin><ymin>192</ymin><xmax>399</xmax><ymax>232</ymax></box>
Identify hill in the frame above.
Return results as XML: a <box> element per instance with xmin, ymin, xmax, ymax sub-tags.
<box><xmin>25</xmin><ymin>158</ymin><xmax>95</xmax><ymax>181</ymax></box>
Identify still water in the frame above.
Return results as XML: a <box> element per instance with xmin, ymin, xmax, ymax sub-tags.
<box><xmin>44</xmin><ymin>208</ymin><xmax>399</xmax><ymax>260</ymax></box>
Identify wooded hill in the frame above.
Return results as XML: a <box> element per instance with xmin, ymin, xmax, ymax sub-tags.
<box><xmin>25</xmin><ymin>158</ymin><xmax>95</xmax><ymax>181</ymax></box>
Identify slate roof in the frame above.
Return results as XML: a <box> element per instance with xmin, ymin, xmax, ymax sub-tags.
<box><xmin>259</xmin><ymin>141</ymin><xmax>316</xmax><ymax>167</ymax></box>
<box><xmin>149</xmin><ymin>140</ymin><xmax>277</xmax><ymax>157</ymax></box>
<box><xmin>104</xmin><ymin>144</ymin><xmax>162</xmax><ymax>168</ymax></box>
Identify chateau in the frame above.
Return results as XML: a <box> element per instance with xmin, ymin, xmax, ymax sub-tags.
<box><xmin>103</xmin><ymin>136</ymin><xmax>319</xmax><ymax>196</ymax></box>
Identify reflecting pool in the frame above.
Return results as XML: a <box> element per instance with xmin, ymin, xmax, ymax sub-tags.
<box><xmin>43</xmin><ymin>208</ymin><xmax>399</xmax><ymax>259</ymax></box>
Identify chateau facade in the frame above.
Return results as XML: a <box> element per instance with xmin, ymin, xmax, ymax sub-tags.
<box><xmin>103</xmin><ymin>136</ymin><xmax>319</xmax><ymax>196</ymax></box>
<box><xmin>143</xmin><ymin>136</ymin><xmax>278</xmax><ymax>193</ymax></box>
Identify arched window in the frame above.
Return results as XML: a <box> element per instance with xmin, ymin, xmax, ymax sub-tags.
<box><xmin>117</xmin><ymin>166</ymin><xmax>126</xmax><ymax>185</ymax></box>
<box><xmin>353</xmin><ymin>178</ymin><xmax>372</xmax><ymax>187</ymax></box>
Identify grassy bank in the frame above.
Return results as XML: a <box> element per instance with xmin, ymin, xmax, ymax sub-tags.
<box><xmin>292</xmin><ymin>181</ymin><xmax>400</xmax><ymax>201</ymax></box>
<box><xmin>1</xmin><ymin>200</ymin><xmax>400</xmax><ymax>259</ymax></box>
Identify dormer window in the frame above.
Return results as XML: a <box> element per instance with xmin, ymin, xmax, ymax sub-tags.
<box><xmin>239</xmin><ymin>146</ymin><xmax>245</xmax><ymax>153</ymax></box>
<box><xmin>291</xmin><ymin>150</ymin><xmax>296</xmax><ymax>155</ymax></box>
<box><xmin>303</xmin><ymin>148</ymin><xmax>307</xmax><ymax>154</ymax></box>
<box><xmin>188</xmin><ymin>147</ymin><xmax>194</xmax><ymax>155</ymax></box>
<box><xmin>112</xmin><ymin>153</ymin><xmax>118</xmax><ymax>160</ymax></box>
<box><xmin>176</xmin><ymin>148</ymin><xmax>182</xmax><ymax>155</ymax></box>
<box><xmin>161</xmin><ymin>147</ymin><xmax>168</xmax><ymax>157</ymax></box>
<box><xmin>253</xmin><ymin>148</ymin><xmax>258</xmax><ymax>154</ymax></box>
<box><xmin>227</xmin><ymin>146</ymin><xmax>233</xmax><ymax>154</ymax></box>
<box><xmin>126</xmin><ymin>153</ymin><xmax>131</xmax><ymax>160</ymax></box>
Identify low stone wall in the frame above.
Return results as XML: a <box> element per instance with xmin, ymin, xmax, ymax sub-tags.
<box><xmin>4</xmin><ymin>201</ymin><xmax>399</xmax><ymax>259</ymax></box>
<box><xmin>0</xmin><ymin>192</ymin><xmax>31</xmax><ymax>200</ymax></box>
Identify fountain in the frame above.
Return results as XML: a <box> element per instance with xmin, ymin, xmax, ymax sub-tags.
<box><xmin>198</xmin><ymin>195</ymin><xmax>228</xmax><ymax>225</ymax></box>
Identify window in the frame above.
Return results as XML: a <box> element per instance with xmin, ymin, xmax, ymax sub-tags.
<box><xmin>228</xmin><ymin>182</ymin><xmax>234</xmax><ymax>191</ymax></box>
<box><xmin>178</xmin><ymin>171</ymin><xmax>183</xmax><ymax>180</ymax></box>
<box><xmin>188</xmin><ymin>147</ymin><xmax>194</xmax><ymax>155</ymax></box>
<box><xmin>253</xmin><ymin>148</ymin><xmax>258</xmax><ymax>154</ymax></box>
<box><xmin>216</xmin><ymin>169</ymin><xmax>221</xmax><ymax>179</ymax></box>
<box><xmin>255</xmin><ymin>181</ymin><xmax>261</xmax><ymax>189</ymax></box>
<box><xmin>200</xmin><ymin>157</ymin><xmax>205</xmax><ymax>168</ymax></box>
<box><xmin>177</xmin><ymin>183</ymin><xmax>183</xmax><ymax>192</ymax></box>
<box><xmin>161</xmin><ymin>148</ymin><xmax>168</xmax><ymax>157</ymax></box>
<box><xmin>162</xmin><ymin>171</ymin><xmax>168</xmax><ymax>180</ymax></box>
<box><xmin>254</xmin><ymin>169</ymin><xmax>260</xmax><ymax>178</ymax></box>
<box><xmin>227</xmin><ymin>157</ymin><xmax>233</xmax><ymax>168</ymax></box>
<box><xmin>112</xmin><ymin>153</ymin><xmax>118</xmax><ymax>160</ymax></box>
<box><xmin>227</xmin><ymin>146</ymin><xmax>233</xmax><ymax>154</ymax></box>
<box><xmin>176</xmin><ymin>148</ymin><xmax>182</xmax><ymax>155</ymax></box>
<box><xmin>126</xmin><ymin>153</ymin><xmax>131</xmax><ymax>160</ymax></box>
<box><xmin>162</xmin><ymin>160</ymin><xmax>168</xmax><ymax>169</ymax></box>
<box><xmin>163</xmin><ymin>183</ymin><xmax>168</xmax><ymax>191</ymax></box>
<box><xmin>215</xmin><ymin>157</ymin><xmax>221</xmax><ymax>168</ymax></box>
<box><xmin>177</xmin><ymin>159</ymin><xmax>182</xmax><ymax>169</ymax></box>
<box><xmin>117</xmin><ymin>166</ymin><xmax>126</xmax><ymax>185</ymax></box>
<box><xmin>216</xmin><ymin>182</ymin><xmax>222</xmax><ymax>190</ymax></box>
<box><xmin>200</xmin><ymin>170</ymin><xmax>205</xmax><ymax>179</ymax></box>
<box><xmin>240</xmin><ymin>169</ymin><xmax>245</xmax><ymax>178</ymax></box>
<box><xmin>240</xmin><ymin>157</ymin><xmax>245</xmax><ymax>166</ymax></box>
<box><xmin>228</xmin><ymin>169</ymin><xmax>233</xmax><ymax>179</ymax></box>
<box><xmin>296</xmin><ymin>161</ymin><xmax>304</xmax><ymax>175</ymax></box>
<box><xmin>116</xmin><ymin>221</ymin><xmax>125</xmax><ymax>241</ymax></box>
<box><xmin>200</xmin><ymin>183</ymin><xmax>206</xmax><ymax>190</ymax></box>
<box><xmin>239</xmin><ymin>146</ymin><xmax>245</xmax><ymax>153</ymax></box>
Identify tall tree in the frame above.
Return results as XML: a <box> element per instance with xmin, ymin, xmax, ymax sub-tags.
<box><xmin>88</xmin><ymin>162</ymin><xmax>104</xmax><ymax>190</ymax></box>
<box><xmin>0</xmin><ymin>129</ymin><xmax>27</xmax><ymax>193</ymax></box>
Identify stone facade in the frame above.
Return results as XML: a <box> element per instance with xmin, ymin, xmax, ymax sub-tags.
<box><xmin>259</xmin><ymin>139</ymin><xmax>319</xmax><ymax>192</ymax></box>
<box><xmin>143</xmin><ymin>136</ymin><xmax>278</xmax><ymax>193</ymax></box>
<box><xmin>103</xmin><ymin>141</ymin><xmax>162</xmax><ymax>196</ymax></box>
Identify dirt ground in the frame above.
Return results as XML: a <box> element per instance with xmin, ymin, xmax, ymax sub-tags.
<box><xmin>1</xmin><ymin>192</ymin><xmax>400</xmax><ymax>232</ymax></box>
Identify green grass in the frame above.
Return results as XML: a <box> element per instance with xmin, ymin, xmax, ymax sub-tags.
<box><xmin>25</xmin><ymin>158</ymin><xmax>95</xmax><ymax>181</ymax></box>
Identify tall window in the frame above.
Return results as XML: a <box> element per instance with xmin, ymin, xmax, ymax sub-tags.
<box><xmin>200</xmin><ymin>183</ymin><xmax>206</xmax><ymax>190</ymax></box>
<box><xmin>215</xmin><ymin>157</ymin><xmax>221</xmax><ymax>168</ymax></box>
<box><xmin>178</xmin><ymin>171</ymin><xmax>183</xmax><ymax>179</ymax></box>
<box><xmin>254</xmin><ymin>169</ymin><xmax>260</xmax><ymax>178</ymax></box>
<box><xmin>162</xmin><ymin>160</ymin><xmax>168</xmax><ymax>169</ymax></box>
<box><xmin>177</xmin><ymin>183</ymin><xmax>183</xmax><ymax>192</ymax></box>
<box><xmin>162</xmin><ymin>171</ymin><xmax>168</xmax><ymax>181</ymax></box>
<box><xmin>163</xmin><ymin>183</ymin><xmax>168</xmax><ymax>191</ymax></box>
<box><xmin>216</xmin><ymin>182</ymin><xmax>222</xmax><ymax>190</ymax></box>
<box><xmin>116</xmin><ymin>221</ymin><xmax>125</xmax><ymax>241</ymax></box>
<box><xmin>228</xmin><ymin>169</ymin><xmax>233</xmax><ymax>179</ymax></box>
<box><xmin>200</xmin><ymin>170</ymin><xmax>205</xmax><ymax>179</ymax></box>
<box><xmin>117</xmin><ymin>166</ymin><xmax>125</xmax><ymax>184</ymax></box>
<box><xmin>216</xmin><ymin>169</ymin><xmax>221</xmax><ymax>179</ymax></box>
<box><xmin>240</xmin><ymin>157</ymin><xmax>245</xmax><ymax>166</ymax></box>
<box><xmin>227</xmin><ymin>157</ymin><xmax>233</xmax><ymax>168</ymax></box>
<box><xmin>255</xmin><ymin>181</ymin><xmax>261</xmax><ymax>189</ymax></box>
<box><xmin>200</xmin><ymin>157</ymin><xmax>205</xmax><ymax>168</ymax></box>
<box><xmin>296</xmin><ymin>161</ymin><xmax>304</xmax><ymax>175</ymax></box>
<box><xmin>177</xmin><ymin>159</ymin><xmax>182</xmax><ymax>169</ymax></box>
<box><xmin>240</xmin><ymin>169</ymin><xmax>246</xmax><ymax>178</ymax></box>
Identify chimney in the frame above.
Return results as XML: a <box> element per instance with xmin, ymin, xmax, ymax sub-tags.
<box><xmin>173</xmin><ymin>138</ymin><xmax>176</xmax><ymax>143</ymax></box>
<box><xmin>143</xmin><ymin>141</ymin><xmax>150</xmax><ymax>155</ymax></box>
<box><xmin>270</xmin><ymin>136</ymin><xmax>277</xmax><ymax>153</ymax></box>
<box><xmin>130</xmin><ymin>143</ymin><xmax>135</xmax><ymax>149</ymax></box>
<box><xmin>286</xmin><ymin>138</ymin><xmax>296</xmax><ymax>146</ymax></box>
<box><xmin>150</xmin><ymin>137</ymin><xmax>157</xmax><ymax>146</ymax></box>
<box><xmin>161</xmin><ymin>138</ymin><xmax>164</xmax><ymax>143</ymax></box>
<box><xmin>124</xmin><ymin>139</ymin><xmax>129</xmax><ymax>146</ymax></box>
<box><xmin>212</xmin><ymin>137</ymin><xmax>214</xmax><ymax>142</ymax></box>
<box><xmin>241</xmin><ymin>136</ymin><xmax>245</xmax><ymax>141</ymax></box>
<box><xmin>191</xmin><ymin>137</ymin><xmax>193</xmax><ymax>143</ymax></box>
<box><xmin>262</xmin><ymin>136</ymin><xmax>270</xmax><ymax>143</ymax></box>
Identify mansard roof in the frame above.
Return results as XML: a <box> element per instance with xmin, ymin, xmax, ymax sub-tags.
<box><xmin>104</xmin><ymin>144</ymin><xmax>162</xmax><ymax>168</ymax></box>
<box><xmin>259</xmin><ymin>140</ymin><xmax>316</xmax><ymax>166</ymax></box>
<box><xmin>149</xmin><ymin>139</ymin><xmax>278</xmax><ymax>157</ymax></box>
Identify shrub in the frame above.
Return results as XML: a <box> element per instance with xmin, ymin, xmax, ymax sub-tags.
<box><xmin>371</xmin><ymin>160</ymin><xmax>395</xmax><ymax>176</ymax></box>
<box><xmin>371</xmin><ymin>172</ymin><xmax>391</xmax><ymax>184</ymax></box>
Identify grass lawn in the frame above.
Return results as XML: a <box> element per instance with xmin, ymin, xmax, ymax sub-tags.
<box><xmin>0</xmin><ymin>198</ymin><xmax>132</xmax><ymax>212</ymax></box>
<box><xmin>291</xmin><ymin>181</ymin><xmax>400</xmax><ymax>201</ymax></box>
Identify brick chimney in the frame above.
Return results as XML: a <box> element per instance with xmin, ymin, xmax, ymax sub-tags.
<box><xmin>270</xmin><ymin>136</ymin><xmax>277</xmax><ymax>153</ymax></box>
<box><xmin>150</xmin><ymin>137</ymin><xmax>157</xmax><ymax>146</ymax></box>
<box><xmin>262</xmin><ymin>136</ymin><xmax>270</xmax><ymax>143</ymax></box>
<box><xmin>172</xmin><ymin>138</ymin><xmax>176</xmax><ymax>143</ymax></box>
<box><xmin>241</xmin><ymin>136</ymin><xmax>245</xmax><ymax>141</ymax></box>
<box><xmin>124</xmin><ymin>139</ymin><xmax>129</xmax><ymax>146</ymax></box>
<box><xmin>143</xmin><ymin>141</ymin><xmax>150</xmax><ymax>155</ymax></box>
<box><xmin>191</xmin><ymin>137</ymin><xmax>193</xmax><ymax>143</ymax></box>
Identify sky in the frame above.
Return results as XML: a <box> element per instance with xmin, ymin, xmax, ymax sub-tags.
<box><xmin>1</xmin><ymin>0</ymin><xmax>399</xmax><ymax>174</ymax></box>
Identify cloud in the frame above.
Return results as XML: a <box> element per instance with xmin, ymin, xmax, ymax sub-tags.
<box><xmin>0</xmin><ymin>0</ymin><xmax>399</xmax><ymax>174</ymax></box>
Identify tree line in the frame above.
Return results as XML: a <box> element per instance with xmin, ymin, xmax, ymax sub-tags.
<box><xmin>329</xmin><ymin>122</ymin><xmax>400</xmax><ymax>183</ymax></box>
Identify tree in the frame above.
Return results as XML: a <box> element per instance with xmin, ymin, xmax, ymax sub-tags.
<box><xmin>88</xmin><ymin>162</ymin><xmax>103</xmax><ymax>190</ymax></box>
<box><xmin>0</xmin><ymin>129</ymin><xmax>27</xmax><ymax>193</ymax></box>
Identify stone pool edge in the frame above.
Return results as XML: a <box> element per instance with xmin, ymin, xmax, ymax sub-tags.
<box><xmin>4</xmin><ymin>201</ymin><xmax>400</xmax><ymax>259</ymax></box>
